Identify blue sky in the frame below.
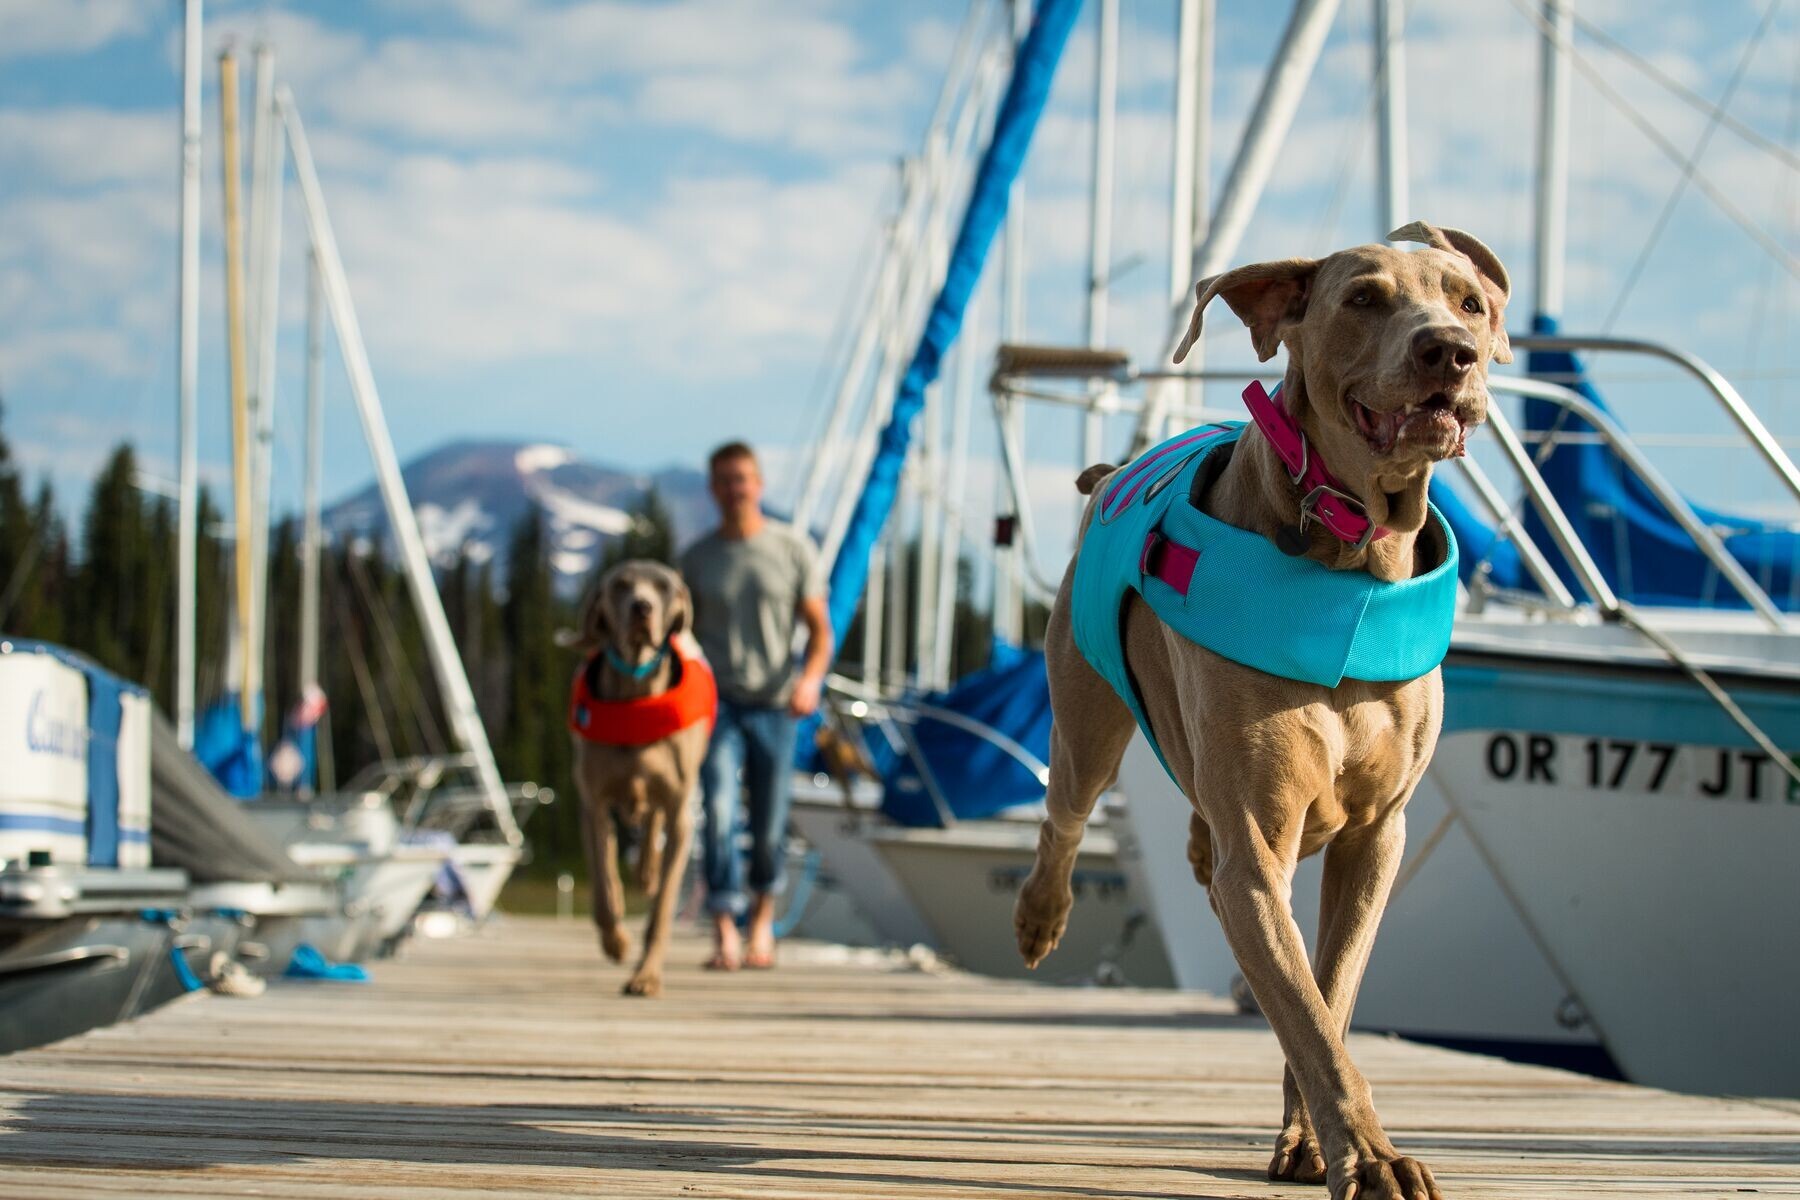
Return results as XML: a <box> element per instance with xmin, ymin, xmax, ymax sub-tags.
<box><xmin>1</xmin><ymin>0</ymin><xmax>1796</xmax><ymax>553</ymax></box>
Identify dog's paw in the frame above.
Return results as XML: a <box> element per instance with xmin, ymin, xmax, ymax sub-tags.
<box><xmin>1012</xmin><ymin>872</ymin><xmax>1072</xmax><ymax>969</ymax></box>
<box><xmin>600</xmin><ymin>928</ymin><xmax>632</xmax><ymax>964</ymax></box>
<box><xmin>622</xmin><ymin>967</ymin><xmax>663</xmax><ymax>998</ymax></box>
<box><xmin>1329</xmin><ymin>1151</ymin><xmax>1441</xmax><ymax>1200</ymax></box>
<box><xmin>1269</xmin><ymin>1120</ymin><xmax>1327</xmax><ymax>1185</ymax></box>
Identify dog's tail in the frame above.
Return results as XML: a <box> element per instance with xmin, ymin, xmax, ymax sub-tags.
<box><xmin>1076</xmin><ymin>463</ymin><xmax>1116</xmax><ymax>496</ymax></box>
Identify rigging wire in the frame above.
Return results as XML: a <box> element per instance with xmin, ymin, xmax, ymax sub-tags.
<box><xmin>1565</xmin><ymin>5</ymin><xmax>1800</xmax><ymax>176</ymax></box>
<box><xmin>345</xmin><ymin>542</ymin><xmax>446</xmax><ymax>756</ymax></box>
<box><xmin>1505</xmin><ymin>0</ymin><xmax>1800</xmax><ymax>285</ymax></box>
<box><xmin>1601</xmin><ymin>0</ymin><xmax>1784</xmax><ymax>331</ymax></box>
<box><xmin>325</xmin><ymin>549</ymin><xmax>397</xmax><ymax>763</ymax></box>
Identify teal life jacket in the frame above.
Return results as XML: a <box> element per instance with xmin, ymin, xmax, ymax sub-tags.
<box><xmin>1069</xmin><ymin>421</ymin><xmax>1459</xmax><ymax>783</ymax></box>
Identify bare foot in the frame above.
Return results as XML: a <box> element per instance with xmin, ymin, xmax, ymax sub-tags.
<box><xmin>707</xmin><ymin>912</ymin><xmax>742</xmax><ymax>971</ymax></box>
<box><xmin>745</xmin><ymin>894</ymin><xmax>777</xmax><ymax>969</ymax></box>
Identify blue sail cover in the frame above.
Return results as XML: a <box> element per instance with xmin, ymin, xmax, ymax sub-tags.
<box><xmin>195</xmin><ymin>692</ymin><xmax>264</xmax><ymax>798</ymax></box>
<box><xmin>875</xmin><ymin>639</ymin><xmax>1053</xmax><ymax>828</ymax></box>
<box><xmin>1431</xmin><ymin>313</ymin><xmax>1799</xmax><ymax>608</ymax></box>
<box><xmin>825</xmin><ymin>0</ymin><xmax>1083</xmax><ymax>644</ymax></box>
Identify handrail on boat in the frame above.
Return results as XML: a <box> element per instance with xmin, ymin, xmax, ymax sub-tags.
<box><xmin>1486</xmin><ymin>376</ymin><xmax>1790</xmax><ymax>631</ymax></box>
<box><xmin>824</xmin><ymin>674</ymin><xmax>1053</xmax><ymax>786</ymax></box>
<box><xmin>1508</xmin><ymin>333</ymin><xmax>1800</xmax><ymax>510</ymax></box>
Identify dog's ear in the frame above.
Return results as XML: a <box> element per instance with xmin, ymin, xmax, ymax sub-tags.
<box><xmin>1176</xmin><ymin>257</ymin><xmax>1318</xmax><ymax>364</ymax></box>
<box><xmin>1389</xmin><ymin>221</ymin><xmax>1513</xmax><ymax>364</ymax></box>
<box><xmin>573</xmin><ymin>581</ymin><xmax>610</xmax><ymax>651</ymax></box>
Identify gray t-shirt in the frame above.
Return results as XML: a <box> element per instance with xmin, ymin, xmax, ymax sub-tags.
<box><xmin>680</xmin><ymin>520</ymin><xmax>825</xmax><ymax>707</ymax></box>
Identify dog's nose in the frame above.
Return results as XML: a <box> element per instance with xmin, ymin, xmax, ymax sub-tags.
<box><xmin>629</xmin><ymin>598</ymin><xmax>652</xmax><ymax>619</ymax></box>
<box><xmin>1412</xmin><ymin>326</ymin><xmax>1478</xmax><ymax>378</ymax></box>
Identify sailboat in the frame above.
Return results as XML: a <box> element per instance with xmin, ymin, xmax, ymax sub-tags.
<box><xmin>788</xmin><ymin>0</ymin><xmax>1800</xmax><ymax>1100</ymax></box>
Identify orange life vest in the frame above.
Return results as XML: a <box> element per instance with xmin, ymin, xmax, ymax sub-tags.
<box><xmin>569</xmin><ymin>641</ymin><xmax>718</xmax><ymax>747</ymax></box>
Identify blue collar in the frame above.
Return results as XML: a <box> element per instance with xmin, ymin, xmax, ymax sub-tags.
<box><xmin>606</xmin><ymin>643</ymin><xmax>669</xmax><ymax>681</ymax></box>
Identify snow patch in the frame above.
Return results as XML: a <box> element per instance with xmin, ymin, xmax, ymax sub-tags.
<box><xmin>526</xmin><ymin>475</ymin><xmax>633</xmax><ymax>535</ymax></box>
<box><xmin>552</xmin><ymin>550</ymin><xmax>593</xmax><ymax>578</ymax></box>
<box><xmin>415</xmin><ymin>499</ymin><xmax>493</xmax><ymax>561</ymax></box>
<box><xmin>515</xmin><ymin>444</ymin><xmax>575</xmax><ymax>475</ymax></box>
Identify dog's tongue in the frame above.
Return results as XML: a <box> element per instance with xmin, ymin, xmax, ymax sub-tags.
<box><xmin>1353</xmin><ymin>400</ymin><xmax>1403</xmax><ymax>453</ymax></box>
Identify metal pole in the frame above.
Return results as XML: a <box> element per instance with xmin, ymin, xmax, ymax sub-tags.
<box><xmin>996</xmin><ymin>0</ymin><xmax>1031</xmax><ymax>645</ymax></box>
<box><xmin>219</xmin><ymin>48</ymin><xmax>256</xmax><ymax>731</ymax></box>
<box><xmin>863</xmin><ymin>541</ymin><xmax>886</xmax><ymax>688</ymax></box>
<box><xmin>1133</xmin><ymin>0</ymin><xmax>1343</xmax><ymax>453</ymax></box>
<box><xmin>1082</xmin><ymin>0</ymin><xmax>1119</xmax><ymax>469</ymax></box>
<box><xmin>299</xmin><ymin>250</ymin><xmax>323</xmax><ymax>700</ymax></box>
<box><xmin>174</xmin><ymin>0</ymin><xmax>202</xmax><ymax>750</ymax></box>
<box><xmin>932</xmin><ymin>282</ymin><xmax>980</xmax><ymax>689</ymax></box>
<box><xmin>1170</xmin><ymin>0</ymin><xmax>1213</xmax><ymax>434</ymax></box>
<box><xmin>886</xmin><ymin>497</ymin><xmax>910</xmax><ymax>692</ymax></box>
<box><xmin>248</xmin><ymin>45</ymin><xmax>284</xmax><ymax>721</ymax></box>
<box><xmin>1534</xmin><ymin>0</ymin><xmax>1572</xmax><ymax>320</ymax></box>
<box><xmin>916</xmin><ymin>374</ymin><xmax>942</xmax><ymax>687</ymax></box>
<box><xmin>793</xmin><ymin>0</ymin><xmax>989</xmax><ymax>532</ymax></box>
<box><xmin>1373</xmin><ymin>0</ymin><xmax>1409</xmax><ymax>237</ymax></box>
<box><xmin>280</xmin><ymin>89</ymin><xmax>522</xmax><ymax>846</ymax></box>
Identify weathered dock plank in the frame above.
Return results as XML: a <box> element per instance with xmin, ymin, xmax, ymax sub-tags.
<box><xmin>0</xmin><ymin>917</ymin><xmax>1794</xmax><ymax>1198</ymax></box>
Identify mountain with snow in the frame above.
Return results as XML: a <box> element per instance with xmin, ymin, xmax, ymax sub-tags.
<box><xmin>324</xmin><ymin>440</ymin><xmax>713</xmax><ymax>591</ymax></box>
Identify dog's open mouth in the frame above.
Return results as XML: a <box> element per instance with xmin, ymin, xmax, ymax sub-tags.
<box><xmin>1348</xmin><ymin>391</ymin><xmax>1470</xmax><ymax>458</ymax></box>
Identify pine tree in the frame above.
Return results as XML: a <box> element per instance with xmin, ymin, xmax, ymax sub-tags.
<box><xmin>601</xmin><ymin>486</ymin><xmax>676</xmax><ymax>569</ymax></box>
<box><xmin>0</xmin><ymin>398</ymin><xmax>38</xmax><ymax>633</ymax></box>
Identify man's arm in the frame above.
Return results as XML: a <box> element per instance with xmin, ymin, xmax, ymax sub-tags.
<box><xmin>789</xmin><ymin>594</ymin><xmax>832</xmax><ymax>718</ymax></box>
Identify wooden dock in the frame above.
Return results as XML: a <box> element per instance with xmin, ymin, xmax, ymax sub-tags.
<box><xmin>1</xmin><ymin>917</ymin><xmax>1796</xmax><ymax>1198</ymax></box>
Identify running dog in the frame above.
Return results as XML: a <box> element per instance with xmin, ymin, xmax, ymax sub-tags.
<box><xmin>1016</xmin><ymin>223</ymin><xmax>1509</xmax><ymax>1200</ymax></box>
<box><xmin>566</xmin><ymin>559</ymin><xmax>716</xmax><ymax>997</ymax></box>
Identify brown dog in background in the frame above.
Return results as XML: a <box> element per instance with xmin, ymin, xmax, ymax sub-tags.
<box><xmin>564</xmin><ymin>560</ymin><xmax>711</xmax><ymax>997</ymax></box>
<box><xmin>1015</xmin><ymin>223</ymin><xmax>1510</xmax><ymax>1200</ymax></box>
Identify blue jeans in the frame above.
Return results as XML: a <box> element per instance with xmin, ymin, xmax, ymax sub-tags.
<box><xmin>699</xmin><ymin>699</ymin><xmax>797</xmax><ymax>917</ymax></box>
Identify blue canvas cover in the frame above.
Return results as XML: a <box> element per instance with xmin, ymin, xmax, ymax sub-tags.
<box><xmin>875</xmin><ymin>640</ymin><xmax>1053</xmax><ymax>828</ymax></box>
<box><xmin>1434</xmin><ymin>313</ymin><xmax>1799</xmax><ymax>608</ymax></box>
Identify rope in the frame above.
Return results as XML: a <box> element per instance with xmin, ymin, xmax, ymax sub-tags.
<box><xmin>1506</xmin><ymin>0</ymin><xmax>1800</xmax><ymax>284</ymax></box>
<box><xmin>1601</xmin><ymin>0</ymin><xmax>1784</xmax><ymax>331</ymax></box>
<box><xmin>1566</xmin><ymin>5</ymin><xmax>1800</xmax><ymax>175</ymax></box>
<box><xmin>1616</xmin><ymin>602</ymin><xmax>1800</xmax><ymax>789</ymax></box>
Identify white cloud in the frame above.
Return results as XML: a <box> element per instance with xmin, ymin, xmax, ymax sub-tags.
<box><xmin>0</xmin><ymin>0</ymin><xmax>149</xmax><ymax>60</ymax></box>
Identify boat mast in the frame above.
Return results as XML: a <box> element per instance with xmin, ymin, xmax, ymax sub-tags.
<box><xmin>248</xmin><ymin>45</ymin><xmax>285</xmax><ymax>715</ymax></box>
<box><xmin>219</xmin><ymin>47</ymin><xmax>256</xmax><ymax>731</ymax></box>
<box><xmin>299</xmin><ymin>249</ymin><xmax>323</xmax><ymax>751</ymax></box>
<box><xmin>1133</xmin><ymin>0</ymin><xmax>1343</xmax><ymax>454</ymax></box>
<box><xmin>1374</xmin><ymin>0</ymin><xmax>1409</xmax><ymax>238</ymax></box>
<box><xmin>1534</xmin><ymin>0</ymin><xmax>1573</xmax><ymax>323</ymax></box>
<box><xmin>280</xmin><ymin>89</ymin><xmax>522</xmax><ymax>846</ymax></box>
<box><xmin>1169</xmin><ymin>0</ymin><xmax>1213</xmax><ymax>429</ymax></box>
<box><xmin>994</xmin><ymin>0</ymin><xmax>1030</xmax><ymax>646</ymax></box>
<box><xmin>1082</xmin><ymin>0</ymin><xmax>1119</xmax><ymax>468</ymax></box>
<box><xmin>174</xmin><ymin>0</ymin><xmax>202</xmax><ymax>749</ymax></box>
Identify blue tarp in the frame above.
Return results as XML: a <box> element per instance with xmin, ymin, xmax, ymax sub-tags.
<box><xmin>1434</xmin><ymin>313</ymin><xmax>1799</xmax><ymax>609</ymax></box>
<box><xmin>195</xmin><ymin>692</ymin><xmax>264</xmax><ymax>799</ymax></box>
<box><xmin>824</xmin><ymin>0</ymin><xmax>1083</xmax><ymax>644</ymax></box>
<box><xmin>875</xmin><ymin>639</ymin><xmax>1053</xmax><ymax>828</ymax></box>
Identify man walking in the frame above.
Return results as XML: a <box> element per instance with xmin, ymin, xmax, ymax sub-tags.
<box><xmin>680</xmin><ymin>442</ymin><xmax>832</xmax><ymax>970</ymax></box>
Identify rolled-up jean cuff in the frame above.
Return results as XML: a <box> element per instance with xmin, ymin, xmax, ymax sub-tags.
<box><xmin>705</xmin><ymin>890</ymin><xmax>746</xmax><ymax>917</ymax></box>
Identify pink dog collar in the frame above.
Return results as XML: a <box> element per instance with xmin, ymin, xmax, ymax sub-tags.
<box><xmin>1242</xmin><ymin>380</ymin><xmax>1386</xmax><ymax>551</ymax></box>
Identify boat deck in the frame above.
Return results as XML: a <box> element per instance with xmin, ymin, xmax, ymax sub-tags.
<box><xmin>1</xmin><ymin>916</ymin><xmax>1796</xmax><ymax>1198</ymax></box>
